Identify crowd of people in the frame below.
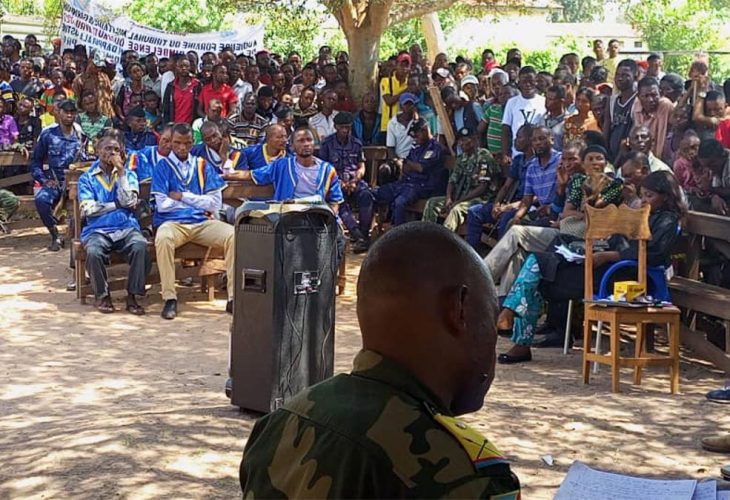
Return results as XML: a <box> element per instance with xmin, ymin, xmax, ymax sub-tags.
<box><xmin>0</xmin><ymin>34</ymin><xmax>729</xmax><ymax>334</ymax></box>
<box><xmin>3</xmin><ymin>28</ymin><xmax>730</xmax><ymax>497</ymax></box>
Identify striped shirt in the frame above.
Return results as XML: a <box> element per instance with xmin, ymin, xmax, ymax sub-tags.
<box><xmin>523</xmin><ymin>149</ymin><xmax>562</xmax><ymax>205</ymax></box>
<box><xmin>484</xmin><ymin>103</ymin><xmax>504</xmax><ymax>154</ymax></box>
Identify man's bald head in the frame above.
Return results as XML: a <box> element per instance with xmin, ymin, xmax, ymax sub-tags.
<box><xmin>357</xmin><ymin>222</ymin><xmax>499</xmax><ymax>415</ymax></box>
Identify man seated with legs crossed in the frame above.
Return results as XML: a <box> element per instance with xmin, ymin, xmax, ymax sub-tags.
<box><xmin>78</xmin><ymin>135</ymin><xmax>151</xmax><ymax>314</ymax></box>
<box><xmin>152</xmin><ymin>123</ymin><xmax>234</xmax><ymax>319</ymax></box>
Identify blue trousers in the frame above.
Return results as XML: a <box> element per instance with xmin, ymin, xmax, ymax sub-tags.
<box><xmin>375</xmin><ymin>182</ymin><xmax>431</xmax><ymax>226</ymax></box>
<box><xmin>35</xmin><ymin>186</ymin><xmax>62</xmax><ymax>230</ymax></box>
<box><xmin>466</xmin><ymin>202</ymin><xmax>516</xmax><ymax>250</ymax></box>
<box><xmin>339</xmin><ymin>181</ymin><xmax>374</xmax><ymax>235</ymax></box>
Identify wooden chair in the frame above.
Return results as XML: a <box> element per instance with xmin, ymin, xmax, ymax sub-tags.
<box><xmin>582</xmin><ymin>204</ymin><xmax>681</xmax><ymax>394</ymax></box>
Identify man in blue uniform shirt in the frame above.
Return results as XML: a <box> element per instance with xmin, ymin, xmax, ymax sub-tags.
<box><xmin>242</xmin><ymin>123</ymin><xmax>289</xmax><ymax>170</ymax></box>
<box><xmin>234</xmin><ymin>127</ymin><xmax>346</xmax><ymax>258</ymax></box>
<box><xmin>77</xmin><ymin>135</ymin><xmax>150</xmax><ymax>314</ymax></box>
<box><xmin>30</xmin><ymin>99</ymin><xmax>84</xmax><ymax>251</ymax></box>
<box><xmin>140</xmin><ymin>123</ymin><xmax>173</xmax><ymax>172</ymax></box>
<box><xmin>191</xmin><ymin>121</ymin><xmax>248</xmax><ymax>174</ymax></box>
<box><xmin>318</xmin><ymin>112</ymin><xmax>373</xmax><ymax>253</ymax></box>
<box><xmin>151</xmin><ymin>123</ymin><xmax>234</xmax><ymax>319</ymax></box>
<box><xmin>124</xmin><ymin>106</ymin><xmax>158</xmax><ymax>152</ymax></box>
<box><xmin>375</xmin><ymin>118</ymin><xmax>446</xmax><ymax>226</ymax></box>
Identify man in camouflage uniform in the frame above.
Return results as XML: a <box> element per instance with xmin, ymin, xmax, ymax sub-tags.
<box><xmin>240</xmin><ymin>222</ymin><xmax>521</xmax><ymax>499</ymax></box>
<box><xmin>0</xmin><ymin>189</ymin><xmax>19</xmax><ymax>233</ymax></box>
<box><xmin>422</xmin><ymin>127</ymin><xmax>501</xmax><ymax>231</ymax></box>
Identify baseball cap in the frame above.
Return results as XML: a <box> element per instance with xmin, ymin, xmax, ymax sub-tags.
<box><xmin>461</xmin><ymin>75</ymin><xmax>479</xmax><ymax>87</ymax></box>
<box><xmin>58</xmin><ymin>99</ymin><xmax>77</xmax><ymax>112</ymax></box>
<box><xmin>399</xmin><ymin>92</ymin><xmax>418</xmax><ymax>106</ymax></box>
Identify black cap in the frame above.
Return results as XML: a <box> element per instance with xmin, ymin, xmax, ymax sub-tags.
<box><xmin>333</xmin><ymin>112</ymin><xmax>353</xmax><ymax>125</ymax></box>
<box><xmin>127</xmin><ymin>106</ymin><xmax>146</xmax><ymax>119</ymax></box>
<box><xmin>408</xmin><ymin>118</ymin><xmax>428</xmax><ymax>135</ymax></box>
<box><xmin>58</xmin><ymin>99</ymin><xmax>77</xmax><ymax>112</ymax></box>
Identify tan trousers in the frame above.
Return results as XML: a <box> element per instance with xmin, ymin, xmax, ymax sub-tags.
<box><xmin>155</xmin><ymin>220</ymin><xmax>235</xmax><ymax>301</ymax></box>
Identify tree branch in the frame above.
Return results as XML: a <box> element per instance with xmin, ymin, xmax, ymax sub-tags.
<box><xmin>387</xmin><ymin>0</ymin><xmax>459</xmax><ymax>26</ymax></box>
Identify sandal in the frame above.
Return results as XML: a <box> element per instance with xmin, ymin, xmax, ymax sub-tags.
<box><xmin>126</xmin><ymin>297</ymin><xmax>146</xmax><ymax>316</ymax></box>
<box><xmin>97</xmin><ymin>299</ymin><xmax>115</xmax><ymax>314</ymax></box>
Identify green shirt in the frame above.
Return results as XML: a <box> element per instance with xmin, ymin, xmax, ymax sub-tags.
<box><xmin>76</xmin><ymin>112</ymin><xmax>112</xmax><ymax>141</ymax></box>
<box><xmin>484</xmin><ymin>103</ymin><xmax>504</xmax><ymax>154</ymax></box>
<box><xmin>450</xmin><ymin>148</ymin><xmax>502</xmax><ymax>202</ymax></box>
<box><xmin>240</xmin><ymin>350</ymin><xmax>521</xmax><ymax>499</ymax></box>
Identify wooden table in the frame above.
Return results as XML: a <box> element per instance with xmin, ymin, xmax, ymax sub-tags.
<box><xmin>0</xmin><ymin>151</ymin><xmax>31</xmax><ymax>189</ymax></box>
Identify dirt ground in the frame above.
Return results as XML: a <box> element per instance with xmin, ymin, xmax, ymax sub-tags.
<box><xmin>1</xmin><ymin>226</ymin><xmax>730</xmax><ymax>499</ymax></box>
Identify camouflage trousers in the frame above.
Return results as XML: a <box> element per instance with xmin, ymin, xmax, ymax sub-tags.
<box><xmin>0</xmin><ymin>189</ymin><xmax>19</xmax><ymax>222</ymax></box>
<box><xmin>421</xmin><ymin>196</ymin><xmax>482</xmax><ymax>232</ymax></box>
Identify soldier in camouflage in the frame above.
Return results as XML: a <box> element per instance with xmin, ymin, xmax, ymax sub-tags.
<box><xmin>422</xmin><ymin>127</ymin><xmax>502</xmax><ymax>232</ymax></box>
<box><xmin>240</xmin><ymin>222</ymin><xmax>521</xmax><ymax>499</ymax></box>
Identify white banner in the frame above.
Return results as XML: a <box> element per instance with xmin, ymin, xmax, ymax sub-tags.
<box><xmin>61</xmin><ymin>1</ymin><xmax>265</xmax><ymax>63</ymax></box>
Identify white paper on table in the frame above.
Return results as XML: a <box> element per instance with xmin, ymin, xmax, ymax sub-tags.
<box><xmin>691</xmin><ymin>480</ymin><xmax>716</xmax><ymax>500</ymax></box>
<box><xmin>716</xmin><ymin>490</ymin><xmax>730</xmax><ymax>500</ymax></box>
<box><xmin>555</xmin><ymin>461</ymin><xmax>698</xmax><ymax>500</ymax></box>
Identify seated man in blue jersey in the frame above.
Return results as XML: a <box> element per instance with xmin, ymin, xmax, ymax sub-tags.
<box><xmin>191</xmin><ymin>121</ymin><xmax>248</xmax><ymax>174</ymax></box>
<box><xmin>124</xmin><ymin>106</ymin><xmax>158</xmax><ymax>152</ymax></box>
<box><xmin>77</xmin><ymin>134</ymin><xmax>151</xmax><ymax>315</ymax></box>
<box><xmin>234</xmin><ymin>127</ymin><xmax>345</xmax><ymax>257</ymax></box>
<box><xmin>30</xmin><ymin>99</ymin><xmax>84</xmax><ymax>251</ymax></box>
<box><xmin>151</xmin><ymin>123</ymin><xmax>234</xmax><ymax>320</ymax></box>
<box><xmin>140</xmin><ymin>122</ymin><xmax>173</xmax><ymax>172</ymax></box>
<box><xmin>318</xmin><ymin>111</ymin><xmax>373</xmax><ymax>253</ymax></box>
<box><xmin>242</xmin><ymin>123</ymin><xmax>290</xmax><ymax>170</ymax></box>
<box><xmin>374</xmin><ymin>118</ymin><xmax>446</xmax><ymax>226</ymax></box>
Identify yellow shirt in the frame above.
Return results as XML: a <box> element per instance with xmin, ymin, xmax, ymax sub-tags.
<box><xmin>379</xmin><ymin>76</ymin><xmax>408</xmax><ymax>131</ymax></box>
<box><xmin>40</xmin><ymin>113</ymin><xmax>57</xmax><ymax>129</ymax></box>
<box><xmin>602</xmin><ymin>56</ymin><xmax>618</xmax><ymax>83</ymax></box>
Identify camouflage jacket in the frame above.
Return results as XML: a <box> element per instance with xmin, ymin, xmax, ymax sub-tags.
<box><xmin>240</xmin><ymin>350</ymin><xmax>521</xmax><ymax>499</ymax></box>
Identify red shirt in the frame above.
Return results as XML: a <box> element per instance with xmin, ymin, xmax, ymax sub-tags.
<box><xmin>199</xmin><ymin>82</ymin><xmax>238</xmax><ymax>118</ymax></box>
<box><xmin>716</xmin><ymin>119</ymin><xmax>730</xmax><ymax>149</ymax></box>
<box><xmin>172</xmin><ymin>78</ymin><xmax>199</xmax><ymax>124</ymax></box>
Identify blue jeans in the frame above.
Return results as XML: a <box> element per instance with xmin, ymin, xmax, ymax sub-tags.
<box><xmin>375</xmin><ymin>182</ymin><xmax>431</xmax><ymax>226</ymax></box>
<box><xmin>465</xmin><ymin>202</ymin><xmax>516</xmax><ymax>249</ymax></box>
<box><xmin>35</xmin><ymin>186</ymin><xmax>62</xmax><ymax>230</ymax></box>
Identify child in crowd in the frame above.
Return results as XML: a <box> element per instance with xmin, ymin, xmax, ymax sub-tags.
<box><xmin>143</xmin><ymin>90</ymin><xmax>162</xmax><ymax>132</ymax></box>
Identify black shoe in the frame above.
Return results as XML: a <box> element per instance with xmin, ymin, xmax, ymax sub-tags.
<box><xmin>48</xmin><ymin>236</ymin><xmax>63</xmax><ymax>252</ymax></box>
<box><xmin>533</xmin><ymin>332</ymin><xmax>567</xmax><ymax>348</ymax></box>
<box><xmin>226</xmin><ymin>300</ymin><xmax>233</xmax><ymax>314</ymax></box>
<box><xmin>497</xmin><ymin>329</ymin><xmax>512</xmax><ymax>338</ymax></box>
<box><xmin>352</xmin><ymin>237</ymin><xmax>370</xmax><ymax>254</ymax></box>
<box><xmin>707</xmin><ymin>388</ymin><xmax>730</xmax><ymax>404</ymax></box>
<box><xmin>161</xmin><ymin>299</ymin><xmax>177</xmax><ymax>320</ymax></box>
<box><xmin>497</xmin><ymin>351</ymin><xmax>532</xmax><ymax>364</ymax></box>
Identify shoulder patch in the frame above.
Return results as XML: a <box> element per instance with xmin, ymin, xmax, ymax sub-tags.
<box><xmin>432</xmin><ymin>413</ymin><xmax>509</xmax><ymax>470</ymax></box>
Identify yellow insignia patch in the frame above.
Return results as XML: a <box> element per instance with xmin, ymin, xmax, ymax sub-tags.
<box><xmin>432</xmin><ymin>413</ymin><xmax>509</xmax><ymax>470</ymax></box>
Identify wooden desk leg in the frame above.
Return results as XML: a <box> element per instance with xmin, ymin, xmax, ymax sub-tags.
<box><xmin>582</xmin><ymin>317</ymin><xmax>592</xmax><ymax>385</ymax></box>
<box><xmin>206</xmin><ymin>275</ymin><xmax>215</xmax><ymax>301</ymax></box>
<box><xmin>76</xmin><ymin>258</ymin><xmax>86</xmax><ymax>304</ymax></box>
<box><xmin>610</xmin><ymin>318</ymin><xmax>621</xmax><ymax>393</ymax></box>
<box><xmin>670</xmin><ymin>317</ymin><xmax>680</xmax><ymax>394</ymax></box>
<box><xmin>634</xmin><ymin>322</ymin><xmax>645</xmax><ymax>385</ymax></box>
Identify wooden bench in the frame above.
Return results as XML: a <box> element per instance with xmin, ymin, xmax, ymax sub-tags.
<box><xmin>0</xmin><ymin>151</ymin><xmax>32</xmax><ymax>190</ymax></box>
<box><xmin>668</xmin><ymin>210</ymin><xmax>730</xmax><ymax>372</ymax></box>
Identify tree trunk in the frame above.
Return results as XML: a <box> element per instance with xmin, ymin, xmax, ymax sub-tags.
<box><xmin>421</xmin><ymin>12</ymin><xmax>446</xmax><ymax>64</ymax></box>
<box><xmin>345</xmin><ymin>26</ymin><xmax>383</xmax><ymax>105</ymax></box>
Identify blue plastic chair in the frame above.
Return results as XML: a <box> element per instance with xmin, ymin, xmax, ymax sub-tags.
<box><xmin>563</xmin><ymin>261</ymin><xmax>671</xmax><ymax>355</ymax></box>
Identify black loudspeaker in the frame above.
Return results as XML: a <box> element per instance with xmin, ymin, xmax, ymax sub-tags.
<box><xmin>229</xmin><ymin>201</ymin><xmax>337</xmax><ymax>413</ymax></box>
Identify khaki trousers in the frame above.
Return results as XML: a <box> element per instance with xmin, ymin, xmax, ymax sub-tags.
<box><xmin>155</xmin><ymin>220</ymin><xmax>234</xmax><ymax>301</ymax></box>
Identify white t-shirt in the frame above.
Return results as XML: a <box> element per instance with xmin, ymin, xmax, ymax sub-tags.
<box><xmin>386</xmin><ymin>116</ymin><xmax>415</xmax><ymax>159</ymax></box>
<box><xmin>501</xmin><ymin>94</ymin><xmax>547</xmax><ymax>151</ymax></box>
